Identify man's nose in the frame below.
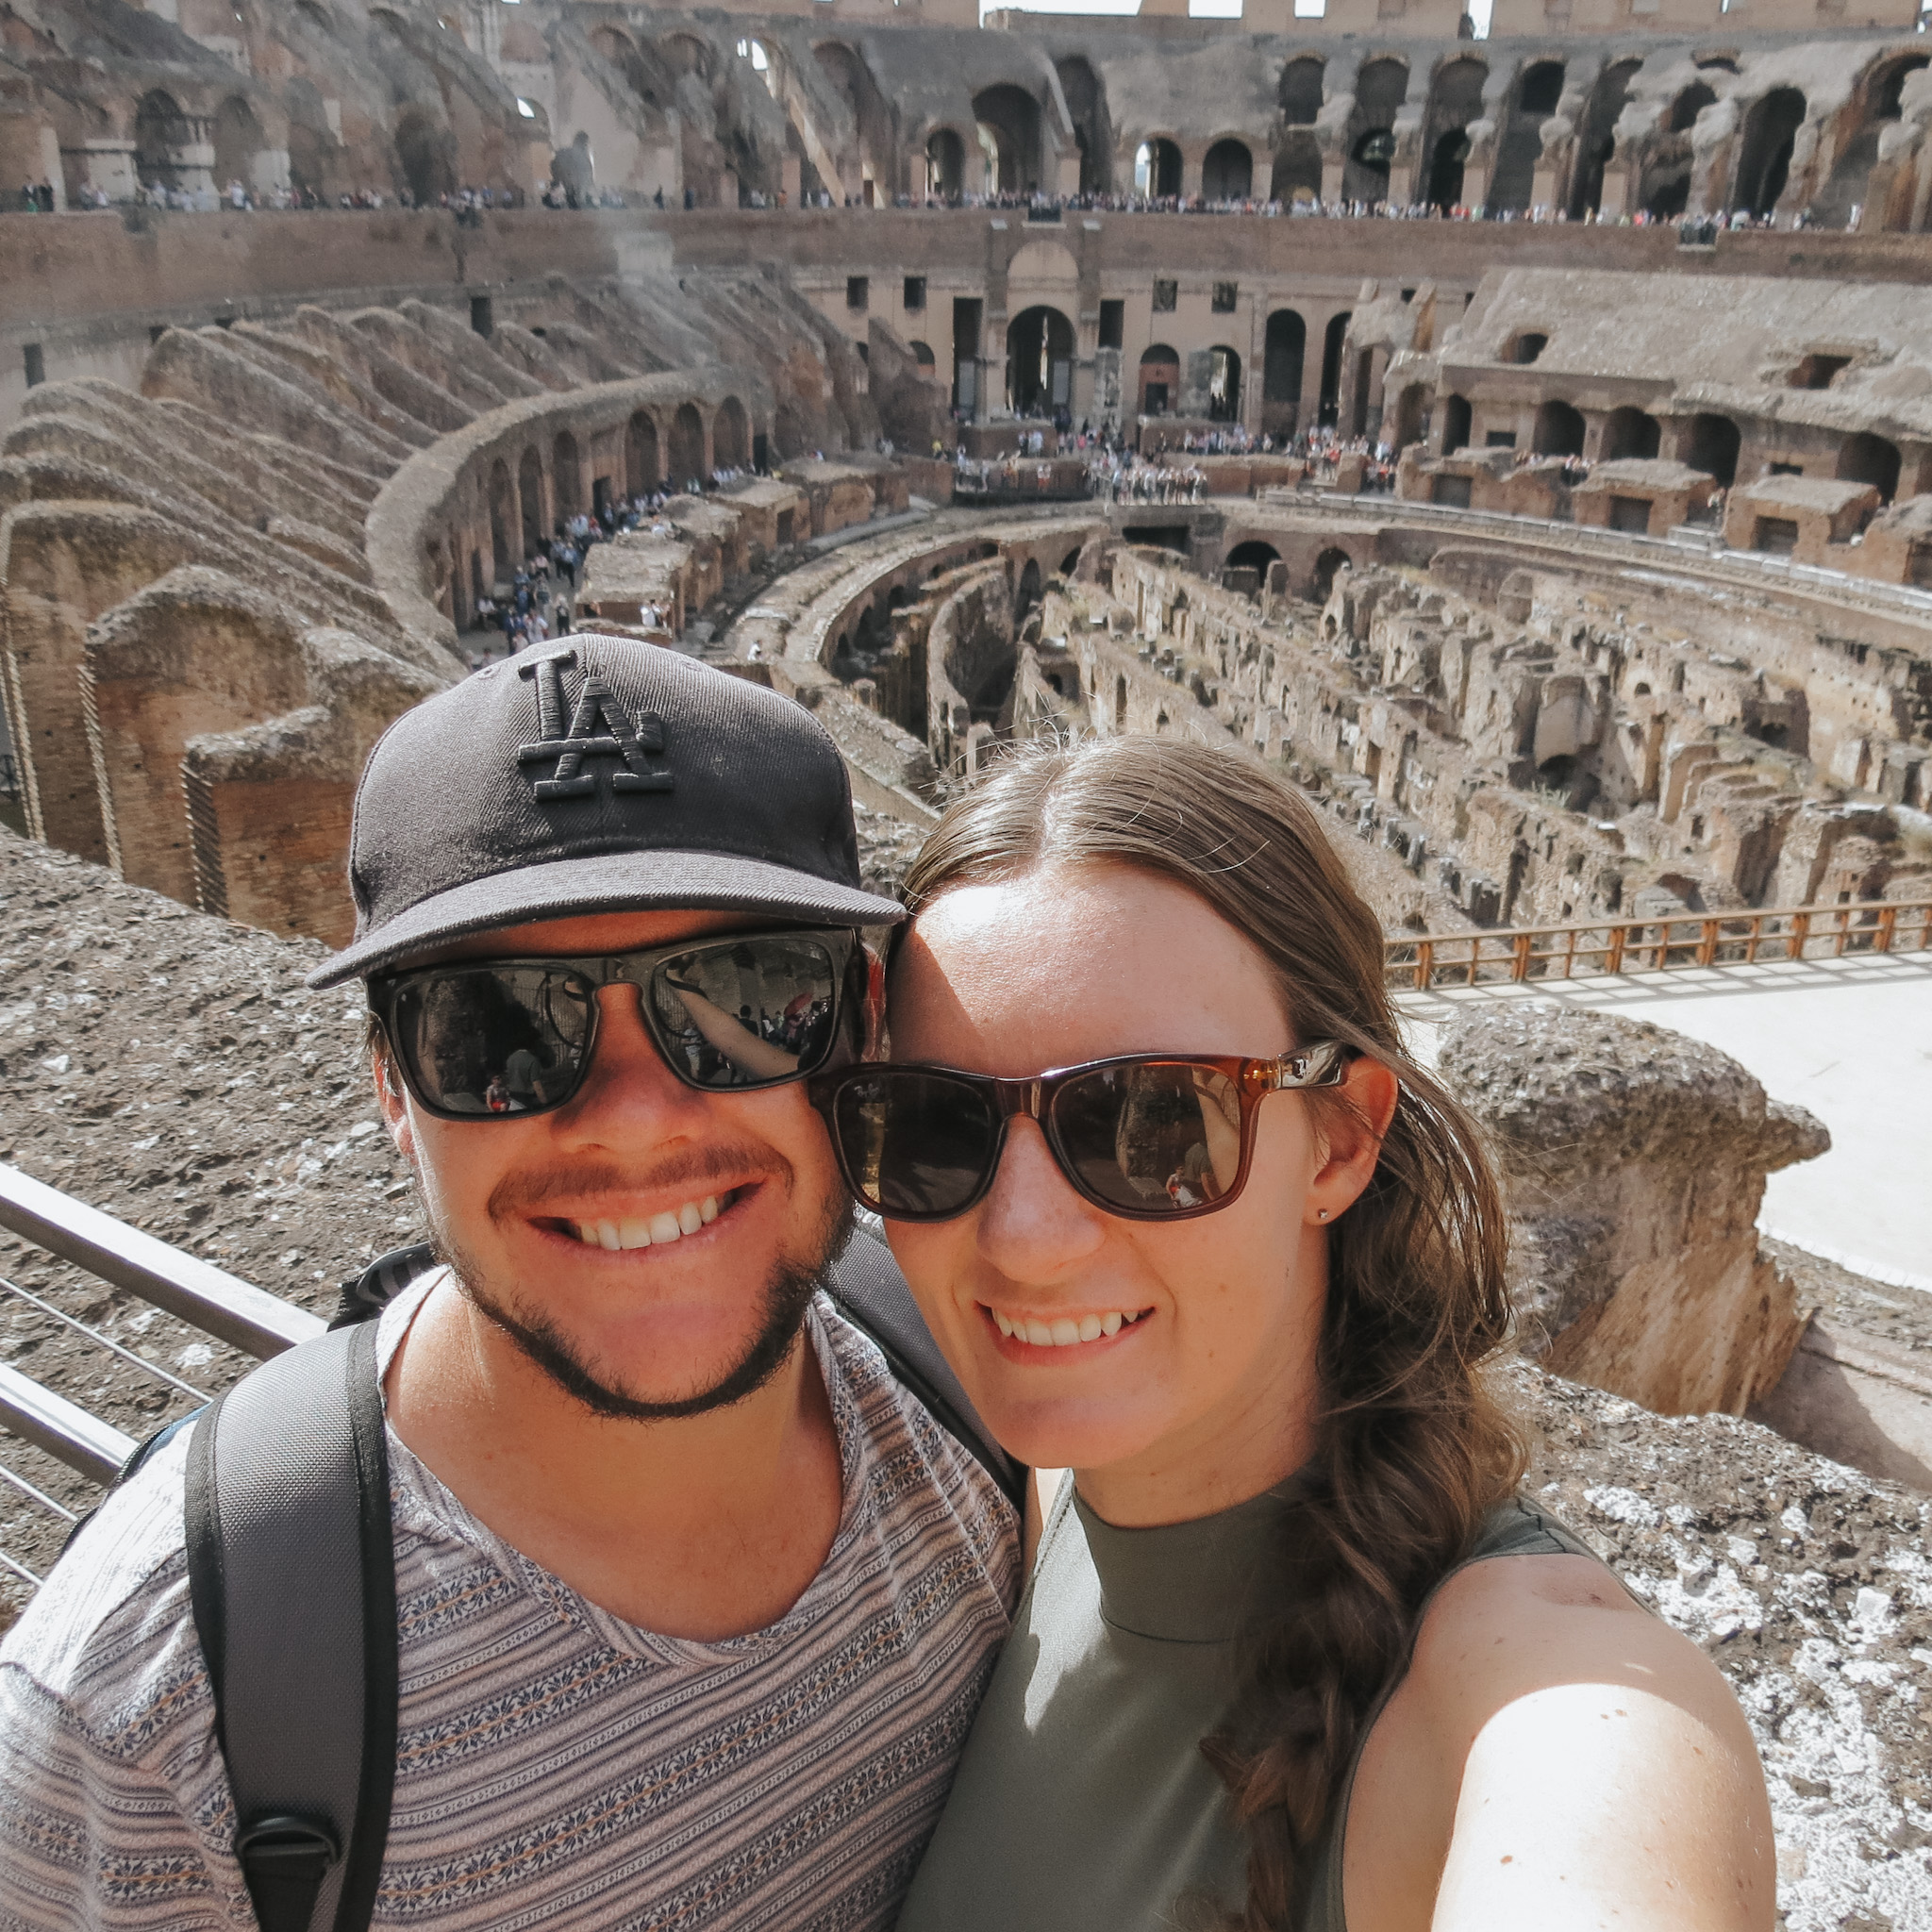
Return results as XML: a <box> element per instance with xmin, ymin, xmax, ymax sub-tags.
<box><xmin>555</xmin><ymin>983</ymin><xmax>708</xmax><ymax>1138</ymax></box>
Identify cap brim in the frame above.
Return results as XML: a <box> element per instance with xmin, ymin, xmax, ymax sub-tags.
<box><xmin>306</xmin><ymin>849</ymin><xmax>907</xmax><ymax>990</ymax></box>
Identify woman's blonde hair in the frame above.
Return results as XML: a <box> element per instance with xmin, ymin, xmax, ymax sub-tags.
<box><xmin>900</xmin><ymin>735</ymin><xmax>1524</xmax><ymax>1928</ymax></box>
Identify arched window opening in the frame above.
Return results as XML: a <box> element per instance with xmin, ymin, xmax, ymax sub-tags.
<box><xmin>1731</xmin><ymin>87</ymin><xmax>1806</xmax><ymax>217</ymax></box>
<box><xmin>1202</xmin><ymin>139</ymin><xmax>1253</xmax><ymax>201</ymax></box>
<box><xmin>926</xmin><ymin>128</ymin><xmax>964</xmax><ymax>200</ymax></box>
<box><xmin>1007</xmin><ymin>307</ymin><xmax>1075</xmax><ymax>419</ymax></box>
<box><xmin>1207</xmin><ymin>346</ymin><xmax>1241</xmax><ymax>424</ymax></box>
<box><xmin>1600</xmin><ymin>407</ymin><xmax>1660</xmax><ymax>462</ymax></box>
<box><xmin>1533</xmin><ymin>400</ymin><xmax>1585</xmax><ymax>458</ymax></box>
<box><xmin>1133</xmin><ymin>138</ymin><xmax>1183</xmax><ymax>198</ymax></box>
<box><xmin>1139</xmin><ymin>342</ymin><xmax>1180</xmax><ymax>418</ymax></box>
<box><xmin>1686</xmin><ymin>413</ymin><xmax>1740</xmax><ymax>487</ymax></box>
<box><xmin>668</xmin><ymin>403</ymin><xmax>706</xmax><ymax>485</ymax></box>
<box><xmin>1319</xmin><ymin>312</ymin><xmax>1351</xmax><ymax>428</ymax></box>
<box><xmin>1442</xmin><ymin>393</ymin><xmax>1472</xmax><ymax>455</ymax></box>
<box><xmin>1263</xmin><ymin>309</ymin><xmax>1306</xmax><ymax>437</ymax></box>
<box><xmin>1838</xmin><ymin>431</ymin><xmax>1900</xmax><ymax>504</ymax></box>
<box><xmin>713</xmin><ymin>396</ymin><xmax>749</xmax><ymax>470</ymax></box>
<box><xmin>1279</xmin><ymin>57</ymin><xmax>1325</xmax><ymax>126</ymax></box>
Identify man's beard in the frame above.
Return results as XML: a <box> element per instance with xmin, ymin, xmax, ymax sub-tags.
<box><xmin>427</xmin><ymin>1158</ymin><xmax>854</xmax><ymax>1423</ymax></box>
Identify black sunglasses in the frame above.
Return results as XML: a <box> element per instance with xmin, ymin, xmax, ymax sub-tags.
<box><xmin>371</xmin><ymin>927</ymin><xmax>861</xmax><ymax>1121</ymax></box>
<box><xmin>808</xmin><ymin>1043</ymin><xmax>1348</xmax><ymax>1224</ymax></box>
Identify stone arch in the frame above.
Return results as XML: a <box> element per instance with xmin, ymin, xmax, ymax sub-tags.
<box><xmin>134</xmin><ymin>91</ymin><xmax>190</xmax><ymax>190</ymax></box>
<box><xmin>211</xmin><ymin>96</ymin><xmax>264</xmax><ymax>191</ymax></box>
<box><xmin>1139</xmin><ymin>342</ymin><xmax>1181</xmax><ymax>417</ymax></box>
<box><xmin>1421</xmin><ymin>57</ymin><xmax>1487</xmax><ymax>210</ymax></box>
<box><xmin>518</xmin><ymin>445</ymin><xmax>544</xmax><ymax>552</ymax></box>
<box><xmin>714</xmin><ymin>395</ymin><xmax>749</xmax><ymax>469</ymax></box>
<box><xmin>1008</xmin><ymin>307</ymin><xmax>1074</xmax><ymax>417</ymax></box>
<box><xmin>1202</xmin><ymin>138</ymin><xmax>1253</xmax><ymax>202</ymax></box>
<box><xmin>626</xmin><ymin>410</ymin><xmax>659</xmax><ymax>494</ymax></box>
<box><xmin>1601</xmin><ymin>407</ymin><xmax>1660</xmax><ymax>461</ymax></box>
<box><xmin>1056</xmin><ymin>57</ymin><xmax>1112</xmax><ymax>194</ymax></box>
<box><xmin>1838</xmin><ymin>431</ymin><xmax>1900</xmax><ymax>503</ymax></box>
<box><xmin>488</xmin><ymin>458</ymin><xmax>516</xmax><ymax>579</ymax></box>
<box><xmin>1813</xmin><ymin>56</ymin><xmax>1928</xmax><ymax>226</ymax></box>
<box><xmin>1271</xmin><ymin>130</ymin><xmax>1323</xmax><ymax>204</ymax></box>
<box><xmin>1669</xmin><ymin>81</ymin><xmax>1717</xmax><ymax>135</ymax></box>
<box><xmin>1226</xmin><ymin>540</ymin><xmax>1281</xmax><ymax>575</ymax></box>
<box><xmin>1263</xmin><ymin>309</ymin><xmax>1306</xmax><ymax>436</ymax></box>
<box><xmin>926</xmin><ymin>127</ymin><xmax>965</xmax><ymax>199</ymax></box>
<box><xmin>1342</xmin><ymin>58</ymin><xmax>1407</xmax><ymax>204</ymax></box>
<box><xmin>1207</xmin><ymin>345</ymin><xmax>1241</xmax><ymax>424</ymax></box>
<box><xmin>909</xmin><ymin>341</ymin><xmax>937</xmax><ymax>369</ymax></box>
<box><xmin>669</xmin><ymin>403</ymin><xmax>706</xmax><ymax>485</ymax></box>
<box><xmin>1732</xmin><ymin>87</ymin><xmax>1807</xmax><ymax>216</ymax></box>
<box><xmin>658</xmin><ymin>31</ymin><xmax>712</xmax><ymax>81</ymax></box>
<box><xmin>1570</xmin><ymin>59</ymin><xmax>1640</xmax><ymax>218</ymax></box>
<box><xmin>1389</xmin><ymin>382</ymin><xmax>1428</xmax><ymax>453</ymax></box>
<box><xmin>1686</xmin><ymin>412</ymin><xmax>1740</xmax><ymax>486</ymax></box>
<box><xmin>1133</xmin><ymin>137</ymin><xmax>1183</xmax><ymax>198</ymax></box>
<box><xmin>553</xmin><ymin>430</ymin><xmax>582</xmax><ymax>521</ymax></box>
<box><xmin>393</xmin><ymin>105</ymin><xmax>456</xmax><ymax>207</ymax></box>
<box><xmin>1016</xmin><ymin>557</ymin><xmax>1042</xmax><ymax>617</ymax></box>
<box><xmin>1319</xmin><ymin>311</ymin><xmax>1351</xmax><ymax>427</ymax></box>
<box><xmin>1279</xmin><ymin>56</ymin><xmax>1325</xmax><ymax>126</ymax></box>
<box><xmin>1533</xmin><ymin>399</ymin><xmax>1585</xmax><ymax>457</ymax></box>
<box><xmin>1442</xmin><ymin>392</ymin><xmax>1472</xmax><ymax>454</ymax></box>
<box><xmin>1314</xmin><ymin>545</ymin><xmax>1354</xmax><ymax>600</ymax></box>
<box><xmin>974</xmin><ymin>83</ymin><xmax>1043</xmax><ymax>194</ymax></box>
<box><xmin>1490</xmin><ymin>59</ymin><xmax>1564</xmax><ymax>213</ymax></box>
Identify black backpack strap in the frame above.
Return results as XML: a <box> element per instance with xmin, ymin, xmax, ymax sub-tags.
<box><xmin>825</xmin><ymin>1228</ymin><xmax>1024</xmax><ymax>1510</ymax></box>
<box><xmin>330</xmin><ymin>1243</ymin><xmax>439</xmax><ymax>1329</ymax></box>
<box><xmin>185</xmin><ymin>1321</ymin><xmax>397</xmax><ymax>1932</ymax></box>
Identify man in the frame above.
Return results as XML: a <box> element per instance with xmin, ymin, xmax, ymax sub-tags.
<box><xmin>0</xmin><ymin>640</ymin><xmax>1020</xmax><ymax>1927</ymax></box>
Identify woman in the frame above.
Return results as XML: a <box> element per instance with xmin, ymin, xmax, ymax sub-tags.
<box><xmin>808</xmin><ymin>737</ymin><xmax>1774</xmax><ymax>1932</ymax></box>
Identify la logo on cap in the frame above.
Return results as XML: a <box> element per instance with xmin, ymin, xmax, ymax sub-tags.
<box><xmin>516</xmin><ymin>646</ymin><xmax>675</xmax><ymax>802</ymax></box>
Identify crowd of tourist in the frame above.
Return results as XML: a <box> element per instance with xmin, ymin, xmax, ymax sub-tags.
<box><xmin>25</xmin><ymin>172</ymin><xmax>1843</xmax><ymax>236</ymax></box>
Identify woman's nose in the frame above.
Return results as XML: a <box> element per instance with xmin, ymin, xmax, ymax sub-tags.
<box><xmin>974</xmin><ymin>1117</ymin><xmax>1108</xmax><ymax>1275</ymax></box>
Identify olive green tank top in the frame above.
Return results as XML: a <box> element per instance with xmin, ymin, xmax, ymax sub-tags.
<box><xmin>895</xmin><ymin>1480</ymin><xmax>1601</xmax><ymax>1932</ymax></box>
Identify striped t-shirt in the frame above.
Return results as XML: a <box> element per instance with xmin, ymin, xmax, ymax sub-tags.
<box><xmin>0</xmin><ymin>1276</ymin><xmax>1019</xmax><ymax>1931</ymax></box>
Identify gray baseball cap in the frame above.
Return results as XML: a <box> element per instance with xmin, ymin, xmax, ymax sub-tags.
<box><xmin>307</xmin><ymin>636</ymin><xmax>905</xmax><ymax>990</ymax></box>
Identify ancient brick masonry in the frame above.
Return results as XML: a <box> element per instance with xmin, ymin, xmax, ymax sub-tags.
<box><xmin>1</xmin><ymin>258</ymin><xmax>941</xmax><ymax>940</ymax></box>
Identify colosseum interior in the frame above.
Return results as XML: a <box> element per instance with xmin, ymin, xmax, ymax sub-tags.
<box><xmin>3</xmin><ymin>0</ymin><xmax>1932</xmax><ymax>1918</ymax></box>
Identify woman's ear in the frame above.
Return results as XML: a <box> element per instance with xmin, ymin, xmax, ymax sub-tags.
<box><xmin>1305</xmin><ymin>1057</ymin><xmax>1400</xmax><ymax>1226</ymax></box>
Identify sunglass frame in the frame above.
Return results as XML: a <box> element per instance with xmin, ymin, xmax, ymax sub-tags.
<box><xmin>808</xmin><ymin>1041</ymin><xmax>1349</xmax><ymax>1224</ymax></box>
<box><xmin>370</xmin><ymin>925</ymin><xmax>862</xmax><ymax>1121</ymax></box>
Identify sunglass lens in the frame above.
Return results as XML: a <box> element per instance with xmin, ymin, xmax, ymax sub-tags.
<box><xmin>1053</xmin><ymin>1062</ymin><xmax>1244</xmax><ymax>1215</ymax></box>
<box><xmin>831</xmin><ymin>1071</ymin><xmax>998</xmax><ymax>1219</ymax></box>
<box><xmin>393</xmin><ymin>967</ymin><xmax>592</xmax><ymax>1116</ymax></box>
<box><xmin>649</xmin><ymin>937</ymin><xmax>842</xmax><ymax>1090</ymax></box>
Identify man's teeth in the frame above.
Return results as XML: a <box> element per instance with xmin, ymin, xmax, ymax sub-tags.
<box><xmin>572</xmin><ymin>1195</ymin><xmax>720</xmax><ymax>1249</ymax></box>
<box><xmin>989</xmin><ymin>1307</ymin><xmax>1146</xmax><ymax>1346</ymax></box>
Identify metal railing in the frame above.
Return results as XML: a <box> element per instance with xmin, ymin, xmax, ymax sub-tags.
<box><xmin>0</xmin><ymin>1162</ymin><xmax>323</xmax><ymax>1591</ymax></box>
<box><xmin>1385</xmin><ymin>897</ymin><xmax>1932</xmax><ymax>992</ymax></box>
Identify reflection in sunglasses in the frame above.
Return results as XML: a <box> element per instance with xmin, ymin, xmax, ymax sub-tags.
<box><xmin>659</xmin><ymin>978</ymin><xmax>807</xmax><ymax>1082</ymax></box>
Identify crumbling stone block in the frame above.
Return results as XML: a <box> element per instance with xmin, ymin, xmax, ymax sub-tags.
<box><xmin>1438</xmin><ymin>1003</ymin><xmax>1828</xmax><ymax>1417</ymax></box>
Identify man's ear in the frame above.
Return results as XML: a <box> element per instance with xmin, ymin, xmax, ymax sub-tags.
<box><xmin>371</xmin><ymin>1029</ymin><xmax>417</xmax><ymax>1166</ymax></box>
<box><xmin>1305</xmin><ymin>1056</ymin><xmax>1400</xmax><ymax>1227</ymax></box>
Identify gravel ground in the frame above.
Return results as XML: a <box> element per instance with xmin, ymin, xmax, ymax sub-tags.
<box><xmin>0</xmin><ymin>825</ymin><xmax>1926</xmax><ymax>1926</ymax></box>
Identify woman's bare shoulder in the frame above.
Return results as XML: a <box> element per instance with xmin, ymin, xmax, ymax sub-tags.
<box><xmin>1344</xmin><ymin>1551</ymin><xmax>1775</xmax><ymax>1932</ymax></box>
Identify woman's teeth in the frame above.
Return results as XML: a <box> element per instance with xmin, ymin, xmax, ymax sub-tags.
<box><xmin>990</xmin><ymin>1308</ymin><xmax>1147</xmax><ymax>1347</ymax></box>
<box><xmin>571</xmin><ymin>1196</ymin><xmax>720</xmax><ymax>1250</ymax></box>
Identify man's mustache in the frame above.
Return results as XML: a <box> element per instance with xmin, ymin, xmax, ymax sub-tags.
<box><xmin>487</xmin><ymin>1144</ymin><xmax>794</xmax><ymax>1220</ymax></box>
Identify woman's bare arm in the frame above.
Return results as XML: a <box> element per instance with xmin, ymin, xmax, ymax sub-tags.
<box><xmin>1344</xmin><ymin>1554</ymin><xmax>1775</xmax><ymax>1932</ymax></box>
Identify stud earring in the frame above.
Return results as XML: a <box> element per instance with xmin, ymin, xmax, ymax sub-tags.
<box><xmin>1316</xmin><ymin>1208</ymin><xmax>1330</xmax><ymax>1221</ymax></box>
